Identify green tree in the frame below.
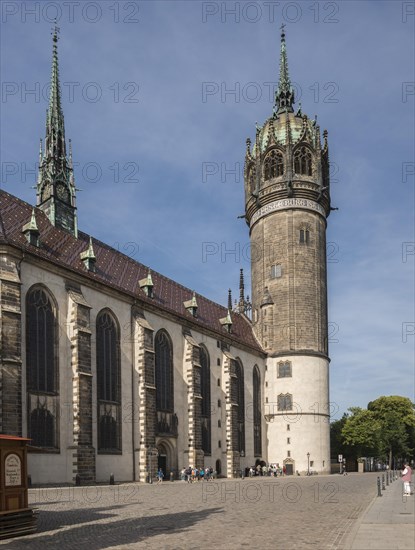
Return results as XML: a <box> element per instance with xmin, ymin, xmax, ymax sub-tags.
<box><xmin>341</xmin><ymin>396</ymin><xmax>415</xmax><ymax>467</ymax></box>
<box><xmin>367</xmin><ymin>396</ymin><xmax>415</xmax><ymax>467</ymax></box>
<box><xmin>342</xmin><ymin>408</ymin><xmax>381</xmax><ymax>458</ymax></box>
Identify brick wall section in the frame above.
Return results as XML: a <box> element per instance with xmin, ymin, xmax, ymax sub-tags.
<box><xmin>133</xmin><ymin>308</ymin><xmax>157</xmax><ymax>482</ymax></box>
<box><xmin>223</xmin><ymin>351</ymin><xmax>240</xmax><ymax>477</ymax></box>
<box><xmin>251</xmin><ymin>209</ymin><xmax>328</xmax><ymax>355</ymax></box>
<box><xmin>0</xmin><ymin>253</ymin><xmax>22</xmax><ymax>435</ymax></box>
<box><xmin>67</xmin><ymin>285</ymin><xmax>95</xmax><ymax>483</ymax></box>
<box><xmin>184</xmin><ymin>332</ymin><xmax>203</xmax><ymax>469</ymax></box>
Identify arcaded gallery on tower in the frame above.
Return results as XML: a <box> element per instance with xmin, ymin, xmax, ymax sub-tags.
<box><xmin>0</xmin><ymin>28</ymin><xmax>333</xmax><ymax>484</ymax></box>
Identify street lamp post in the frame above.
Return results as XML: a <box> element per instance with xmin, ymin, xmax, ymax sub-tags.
<box><xmin>307</xmin><ymin>452</ymin><xmax>310</xmax><ymax>476</ymax></box>
<box><xmin>240</xmin><ymin>451</ymin><xmax>245</xmax><ymax>479</ymax></box>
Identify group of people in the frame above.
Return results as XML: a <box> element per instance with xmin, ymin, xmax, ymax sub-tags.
<box><xmin>248</xmin><ymin>464</ymin><xmax>285</xmax><ymax>477</ymax></box>
<box><xmin>180</xmin><ymin>467</ymin><xmax>216</xmax><ymax>482</ymax></box>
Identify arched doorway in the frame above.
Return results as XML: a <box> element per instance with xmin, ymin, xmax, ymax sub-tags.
<box><xmin>156</xmin><ymin>439</ymin><xmax>177</xmax><ymax>478</ymax></box>
<box><xmin>215</xmin><ymin>459</ymin><xmax>221</xmax><ymax>476</ymax></box>
<box><xmin>283</xmin><ymin>458</ymin><xmax>295</xmax><ymax>475</ymax></box>
<box><xmin>157</xmin><ymin>442</ymin><xmax>170</xmax><ymax>477</ymax></box>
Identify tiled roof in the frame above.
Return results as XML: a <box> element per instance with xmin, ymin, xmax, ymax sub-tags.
<box><xmin>0</xmin><ymin>190</ymin><xmax>263</xmax><ymax>354</ymax></box>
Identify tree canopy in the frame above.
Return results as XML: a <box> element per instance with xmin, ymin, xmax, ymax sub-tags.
<box><xmin>331</xmin><ymin>396</ymin><xmax>415</xmax><ymax>465</ymax></box>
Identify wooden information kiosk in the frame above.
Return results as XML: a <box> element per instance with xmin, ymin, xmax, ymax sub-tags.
<box><xmin>0</xmin><ymin>435</ymin><xmax>36</xmax><ymax>539</ymax></box>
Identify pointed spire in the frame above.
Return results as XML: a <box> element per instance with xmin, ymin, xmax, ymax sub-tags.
<box><xmin>47</xmin><ymin>24</ymin><xmax>64</xmax><ymax>137</ymax></box>
<box><xmin>245</xmin><ymin>137</ymin><xmax>251</xmax><ymax>157</ymax></box>
<box><xmin>238</xmin><ymin>268</ymin><xmax>245</xmax><ymax>312</ymax></box>
<box><xmin>22</xmin><ymin>208</ymin><xmax>40</xmax><ymax>247</ymax></box>
<box><xmin>227</xmin><ymin>288</ymin><xmax>233</xmax><ymax>311</ymax></box>
<box><xmin>68</xmin><ymin>139</ymin><xmax>73</xmax><ymax>168</ymax></box>
<box><xmin>184</xmin><ymin>291</ymin><xmax>198</xmax><ymax>317</ymax></box>
<box><xmin>37</xmin><ymin>25</ymin><xmax>77</xmax><ymax>237</ymax></box>
<box><xmin>39</xmin><ymin>139</ymin><xmax>43</xmax><ymax>164</ymax></box>
<box><xmin>275</xmin><ymin>24</ymin><xmax>295</xmax><ymax>115</ymax></box>
<box><xmin>80</xmin><ymin>237</ymin><xmax>96</xmax><ymax>271</ymax></box>
<box><xmin>219</xmin><ymin>309</ymin><xmax>233</xmax><ymax>333</ymax></box>
<box><xmin>139</xmin><ymin>269</ymin><xmax>154</xmax><ymax>298</ymax></box>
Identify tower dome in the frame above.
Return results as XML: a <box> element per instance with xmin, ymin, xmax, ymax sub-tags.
<box><xmin>244</xmin><ymin>28</ymin><xmax>331</xmax><ymax>227</ymax></box>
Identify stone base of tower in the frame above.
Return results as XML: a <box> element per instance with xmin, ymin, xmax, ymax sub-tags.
<box><xmin>265</xmin><ymin>354</ymin><xmax>330</xmax><ymax>475</ymax></box>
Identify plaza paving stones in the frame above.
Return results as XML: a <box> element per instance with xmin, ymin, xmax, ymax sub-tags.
<box><xmin>0</xmin><ymin>473</ymin><xmax>392</xmax><ymax>549</ymax></box>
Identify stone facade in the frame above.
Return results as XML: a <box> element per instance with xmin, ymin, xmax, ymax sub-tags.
<box><xmin>0</xmin><ymin>251</ymin><xmax>22</xmax><ymax>436</ymax></box>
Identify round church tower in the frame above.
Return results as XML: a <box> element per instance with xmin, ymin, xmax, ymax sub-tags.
<box><xmin>244</xmin><ymin>28</ymin><xmax>332</xmax><ymax>474</ymax></box>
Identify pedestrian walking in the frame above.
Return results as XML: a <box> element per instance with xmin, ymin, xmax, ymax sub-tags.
<box><xmin>402</xmin><ymin>463</ymin><xmax>412</xmax><ymax>496</ymax></box>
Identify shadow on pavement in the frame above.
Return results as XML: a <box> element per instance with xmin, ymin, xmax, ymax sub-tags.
<box><xmin>2</xmin><ymin>505</ymin><xmax>224</xmax><ymax>549</ymax></box>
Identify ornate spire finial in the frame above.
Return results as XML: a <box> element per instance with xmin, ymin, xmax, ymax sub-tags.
<box><xmin>228</xmin><ymin>288</ymin><xmax>232</xmax><ymax>311</ymax></box>
<box><xmin>239</xmin><ymin>268</ymin><xmax>244</xmax><ymax>303</ymax></box>
<box><xmin>275</xmin><ymin>26</ymin><xmax>295</xmax><ymax>115</ymax></box>
<box><xmin>48</xmin><ymin>22</ymin><xmax>63</xmax><ymax>130</ymax></box>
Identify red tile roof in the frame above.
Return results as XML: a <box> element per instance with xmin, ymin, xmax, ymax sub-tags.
<box><xmin>0</xmin><ymin>190</ymin><xmax>263</xmax><ymax>353</ymax></box>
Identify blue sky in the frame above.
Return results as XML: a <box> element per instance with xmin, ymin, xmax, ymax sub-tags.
<box><xmin>1</xmin><ymin>1</ymin><xmax>414</xmax><ymax>419</ymax></box>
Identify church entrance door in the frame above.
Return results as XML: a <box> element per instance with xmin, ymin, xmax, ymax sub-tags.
<box><xmin>158</xmin><ymin>454</ymin><xmax>167</xmax><ymax>477</ymax></box>
<box><xmin>285</xmin><ymin>463</ymin><xmax>293</xmax><ymax>475</ymax></box>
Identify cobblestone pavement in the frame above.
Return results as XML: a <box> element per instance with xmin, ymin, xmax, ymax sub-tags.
<box><xmin>1</xmin><ymin>473</ymin><xmax>381</xmax><ymax>549</ymax></box>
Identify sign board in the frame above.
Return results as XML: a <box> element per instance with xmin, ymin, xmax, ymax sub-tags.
<box><xmin>338</xmin><ymin>454</ymin><xmax>343</xmax><ymax>463</ymax></box>
<box><xmin>5</xmin><ymin>453</ymin><xmax>22</xmax><ymax>487</ymax></box>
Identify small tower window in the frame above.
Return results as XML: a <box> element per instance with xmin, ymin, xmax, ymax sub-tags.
<box><xmin>294</xmin><ymin>146</ymin><xmax>313</xmax><ymax>176</ymax></box>
<box><xmin>271</xmin><ymin>264</ymin><xmax>282</xmax><ymax>279</ymax></box>
<box><xmin>264</xmin><ymin>150</ymin><xmax>284</xmax><ymax>180</ymax></box>
<box><xmin>287</xmin><ymin>450</ymin><xmax>291</xmax><ymax>457</ymax></box>
<box><xmin>278</xmin><ymin>361</ymin><xmax>292</xmax><ymax>378</ymax></box>
<box><xmin>278</xmin><ymin>393</ymin><xmax>293</xmax><ymax>411</ymax></box>
<box><xmin>299</xmin><ymin>229</ymin><xmax>310</xmax><ymax>244</ymax></box>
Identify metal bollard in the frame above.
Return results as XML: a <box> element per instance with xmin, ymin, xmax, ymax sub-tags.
<box><xmin>110</xmin><ymin>473</ymin><xmax>115</xmax><ymax>485</ymax></box>
<box><xmin>386</xmin><ymin>472</ymin><xmax>389</xmax><ymax>486</ymax></box>
<box><xmin>390</xmin><ymin>471</ymin><xmax>392</xmax><ymax>484</ymax></box>
<box><xmin>382</xmin><ymin>474</ymin><xmax>386</xmax><ymax>490</ymax></box>
<box><xmin>377</xmin><ymin>476</ymin><xmax>382</xmax><ymax>497</ymax></box>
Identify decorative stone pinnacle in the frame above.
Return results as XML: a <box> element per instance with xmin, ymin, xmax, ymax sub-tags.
<box><xmin>184</xmin><ymin>291</ymin><xmax>198</xmax><ymax>316</ymax></box>
<box><xmin>139</xmin><ymin>269</ymin><xmax>154</xmax><ymax>297</ymax></box>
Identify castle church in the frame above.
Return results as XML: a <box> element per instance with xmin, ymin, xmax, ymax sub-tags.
<box><xmin>0</xmin><ymin>27</ymin><xmax>332</xmax><ymax>483</ymax></box>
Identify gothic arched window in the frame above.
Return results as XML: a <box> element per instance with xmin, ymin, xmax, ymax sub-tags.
<box><xmin>155</xmin><ymin>330</ymin><xmax>174</xmax><ymax>413</ymax></box>
<box><xmin>235</xmin><ymin>359</ymin><xmax>245</xmax><ymax>453</ymax></box>
<box><xmin>278</xmin><ymin>361</ymin><xmax>292</xmax><ymax>378</ymax></box>
<box><xmin>253</xmin><ymin>366</ymin><xmax>262</xmax><ymax>456</ymax></box>
<box><xmin>277</xmin><ymin>393</ymin><xmax>293</xmax><ymax>411</ymax></box>
<box><xmin>200</xmin><ymin>346</ymin><xmax>211</xmax><ymax>455</ymax></box>
<box><xmin>97</xmin><ymin>310</ymin><xmax>121</xmax><ymax>451</ymax></box>
<box><xmin>294</xmin><ymin>146</ymin><xmax>313</xmax><ymax>176</ymax></box>
<box><xmin>264</xmin><ymin>150</ymin><xmax>284</xmax><ymax>180</ymax></box>
<box><xmin>26</xmin><ymin>286</ymin><xmax>59</xmax><ymax>449</ymax></box>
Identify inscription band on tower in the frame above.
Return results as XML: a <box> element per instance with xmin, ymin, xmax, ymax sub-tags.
<box><xmin>250</xmin><ymin>198</ymin><xmax>326</xmax><ymax>228</ymax></box>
